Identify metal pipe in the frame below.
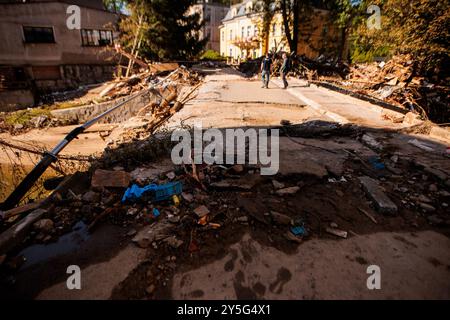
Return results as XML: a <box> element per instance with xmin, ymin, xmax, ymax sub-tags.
<box><xmin>0</xmin><ymin>69</ymin><xmax>179</xmax><ymax>211</ymax></box>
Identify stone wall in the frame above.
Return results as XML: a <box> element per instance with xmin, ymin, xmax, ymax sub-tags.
<box><xmin>50</xmin><ymin>91</ymin><xmax>159</xmax><ymax>124</ymax></box>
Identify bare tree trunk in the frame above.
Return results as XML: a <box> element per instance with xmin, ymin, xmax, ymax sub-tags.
<box><xmin>125</xmin><ymin>13</ymin><xmax>144</xmax><ymax>78</ymax></box>
<box><xmin>339</xmin><ymin>26</ymin><xmax>348</xmax><ymax>61</ymax></box>
<box><xmin>281</xmin><ymin>0</ymin><xmax>300</xmax><ymax>54</ymax></box>
<box><xmin>292</xmin><ymin>0</ymin><xmax>299</xmax><ymax>54</ymax></box>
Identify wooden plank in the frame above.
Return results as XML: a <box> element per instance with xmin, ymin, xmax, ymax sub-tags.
<box><xmin>2</xmin><ymin>201</ymin><xmax>42</xmax><ymax>220</ymax></box>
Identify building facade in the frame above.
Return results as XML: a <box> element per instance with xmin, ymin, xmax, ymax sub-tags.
<box><xmin>0</xmin><ymin>0</ymin><xmax>119</xmax><ymax>109</ymax></box>
<box><xmin>219</xmin><ymin>0</ymin><xmax>335</xmax><ymax>62</ymax></box>
<box><xmin>188</xmin><ymin>0</ymin><xmax>229</xmax><ymax>52</ymax></box>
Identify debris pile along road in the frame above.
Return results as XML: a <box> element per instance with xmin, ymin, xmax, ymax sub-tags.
<box><xmin>0</xmin><ymin>67</ymin><xmax>449</xmax><ymax>300</ymax></box>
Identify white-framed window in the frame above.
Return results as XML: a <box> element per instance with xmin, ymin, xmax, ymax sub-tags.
<box><xmin>81</xmin><ymin>29</ymin><xmax>113</xmax><ymax>46</ymax></box>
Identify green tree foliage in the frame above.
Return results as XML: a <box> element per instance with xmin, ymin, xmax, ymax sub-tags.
<box><xmin>119</xmin><ymin>0</ymin><xmax>207</xmax><ymax>61</ymax></box>
<box><xmin>144</xmin><ymin>0</ymin><xmax>207</xmax><ymax>60</ymax></box>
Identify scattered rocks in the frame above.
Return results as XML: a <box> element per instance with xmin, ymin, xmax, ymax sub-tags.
<box><xmin>330</xmin><ymin>222</ymin><xmax>338</xmax><ymax>228</ymax></box>
<box><xmin>272</xmin><ymin>180</ymin><xmax>285</xmax><ymax>189</ymax></box>
<box><xmin>326</xmin><ymin>227</ymin><xmax>348</xmax><ymax>239</ymax></box>
<box><xmin>164</xmin><ymin>236</ymin><xmax>184</xmax><ymax>249</ymax></box>
<box><xmin>237</xmin><ymin>216</ymin><xmax>248</xmax><ymax>223</ymax></box>
<box><xmin>30</xmin><ymin>115</ymin><xmax>49</xmax><ymax>128</ymax></box>
<box><xmin>126</xmin><ymin>229</ymin><xmax>137</xmax><ymax>237</ymax></box>
<box><xmin>419</xmin><ymin>202</ymin><xmax>436</xmax><ymax>212</ymax></box>
<box><xmin>276</xmin><ymin>186</ymin><xmax>300</xmax><ymax>195</ymax></box>
<box><xmin>359</xmin><ymin>176</ymin><xmax>398</xmax><ymax>215</ymax></box>
<box><xmin>82</xmin><ymin>191</ymin><xmax>100</xmax><ymax>203</ymax></box>
<box><xmin>193</xmin><ymin>205</ymin><xmax>210</xmax><ymax>218</ymax></box>
<box><xmin>33</xmin><ymin>219</ymin><xmax>54</xmax><ymax>233</ymax></box>
<box><xmin>132</xmin><ymin>221</ymin><xmax>173</xmax><ymax>248</ymax></box>
<box><xmin>270</xmin><ymin>211</ymin><xmax>292</xmax><ymax>225</ymax></box>
<box><xmin>181</xmin><ymin>192</ymin><xmax>194</xmax><ymax>203</ymax></box>
<box><xmin>166</xmin><ymin>171</ymin><xmax>176</xmax><ymax>180</ymax></box>
<box><xmin>361</xmin><ymin>133</ymin><xmax>382</xmax><ymax>151</ymax></box>
<box><xmin>91</xmin><ymin>169</ymin><xmax>131</xmax><ymax>188</ymax></box>
<box><xmin>127</xmin><ymin>208</ymin><xmax>139</xmax><ymax>216</ymax></box>
<box><xmin>168</xmin><ymin>215</ymin><xmax>181</xmax><ymax>224</ymax></box>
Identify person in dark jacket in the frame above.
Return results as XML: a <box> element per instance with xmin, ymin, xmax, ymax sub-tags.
<box><xmin>280</xmin><ymin>53</ymin><xmax>289</xmax><ymax>89</ymax></box>
<box><xmin>261</xmin><ymin>53</ymin><xmax>272</xmax><ymax>89</ymax></box>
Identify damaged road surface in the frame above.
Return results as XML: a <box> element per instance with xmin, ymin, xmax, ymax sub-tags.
<box><xmin>0</xmin><ymin>66</ymin><xmax>449</xmax><ymax>300</ymax></box>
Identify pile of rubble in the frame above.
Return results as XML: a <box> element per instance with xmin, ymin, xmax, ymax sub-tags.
<box><xmin>96</xmin><ymin>64</ymin><xmax>199</xmax><ymax>101</ymax></box>
<box><xmin>318</xmin><ymin>55</ymin><xmax>450</xmax><ymax>123</ymax></box>
<box><xmin>0</xmin><ymin>65</ymin><xmax>202</xmax><ymax>136</ymax></box>
<box><xmin>1</xmin><ymin>119</ymin><xmax>450</xmax><ymax>296</ymax></box>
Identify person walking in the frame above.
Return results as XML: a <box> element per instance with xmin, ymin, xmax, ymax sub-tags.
<box><xmin>280</xmin><ymin>53</ymin><xmax>290</xmax><ymax>89</ymax></box>
<box><xmin>261</xmin><ymin>53</ymin><xmax>272</xmax><ymax>89</ymax></box>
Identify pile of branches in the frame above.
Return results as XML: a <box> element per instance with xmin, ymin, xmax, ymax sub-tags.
<box><xmin>340</xmin><ymin>55</ymin><xmax>449</xmax><ymax>123</ymax></box>
<box><xmin>289</xmin><ymin>54</ymin><xmax>351</xmax><ymax>80</ymax></box>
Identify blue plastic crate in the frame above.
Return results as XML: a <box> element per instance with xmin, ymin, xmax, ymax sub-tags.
<box><xmin>153</xmin><ymin>181</ymin><xmax>183</xmax><ymax>202</ymax></box>
<box><xmin>122</xmin><ymin>181</ymin><xmax>183</xmax><ymax>203</ymax></box>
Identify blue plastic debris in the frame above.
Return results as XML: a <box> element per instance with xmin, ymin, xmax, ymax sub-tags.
<box><xmin>291</xmin><ymin>226</ymin><xmax>306</xmax><ymax>236</ymax></box>
<box><xmin>152</xmin><ymin>208</ymin><xmax>160</xmax><ymax>217</ymax></box>
<box><xmin>122</xmin><ymin>181</ymin><xmax>182</xmax><ymax>203</ymax></box>
<box><xmin>368</xmin><ymin>156</ymin><xmax>385</xmax><ymax>170</ymax></box>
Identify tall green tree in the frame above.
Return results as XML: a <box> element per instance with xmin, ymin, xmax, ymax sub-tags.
<box><xmin>142</xmin><ymin>0</ymin><xmax>207</xmax><ymax>60</ymax></box>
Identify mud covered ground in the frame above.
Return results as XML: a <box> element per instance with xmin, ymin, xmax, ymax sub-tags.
<box><xmin>1</xmin><ymin>125</ymin><xmax>449</xmax><ymax>299</ymax></box>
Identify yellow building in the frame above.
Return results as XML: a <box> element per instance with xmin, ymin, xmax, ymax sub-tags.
<box><xmin>219</xmin><ymin>0</ymin><xmax>286</xmax><ymax>61</ymax></box>
<box><xmin>219</xmin><ymin>0</ymin><xmax>335</xmax><ymax>62</ymax></box>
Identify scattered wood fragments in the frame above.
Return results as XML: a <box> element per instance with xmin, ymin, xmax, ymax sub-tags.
<box><xmin>326</xmin><ymin>227</ymin><xmax>348</xmax><ymax>239</ymax></box>
<box><xmin>358</xmin><ymin>208</ymin><xmax>378</xmax><ymax>224</ymax></box>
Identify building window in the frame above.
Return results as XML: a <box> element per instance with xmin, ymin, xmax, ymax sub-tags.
<box><xmin>229</xmin><ymin>30</ymin><xmax>233</xmax><ymax>40</ymax></box>
<box><xmin>241</xmin><ymin>27</ymin><xmax>245</xmax><ymax>38</ymax></box>
<box><xmin>81</xmin><ymin>29</ymin><xmax>113</xmax><ymax>47</ymax></box>
<box><xmin>23</xmin><ymin>26</ymin><xmax>55</xmax><ymax>43</ymax></box>
<box><xmin>272</xmin><ymin>24</ymin><xmax>276</xmax><ymax>35</ymax></box>
<box><xmin>229</xmin><ymin>48</ymin><xmax>232</xmax><ymax>57</ymax></box>
<box><xmin>247</xmin><ymin>26</ymin><xmax>251</xmax><ymax>37</ymax></box>
<box><xmin>222</xmin><ymin>31</ymin><xmax>224</xmax><ymax>41</ymax></box>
